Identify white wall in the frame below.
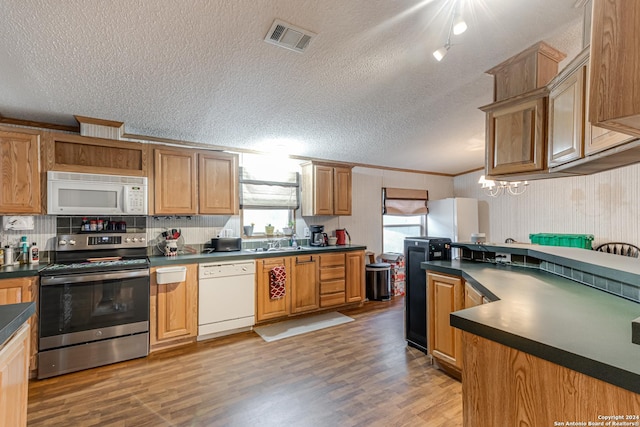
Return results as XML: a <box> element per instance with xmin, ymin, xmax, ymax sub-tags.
<box><xmin>334</xmin><ymin>167</ymin><xmax>454</xmax><ymax>256</ymax></box>
<box><xmin>453</xmin><ymin>164</ymin><xmax>640</xmax><ymax>247</ymax></box>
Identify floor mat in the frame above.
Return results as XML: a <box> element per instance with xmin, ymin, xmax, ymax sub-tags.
<box><xmin>254</xmin><ymin>311</ymin><xmax>354</xmax><ymax>342</ymax></box>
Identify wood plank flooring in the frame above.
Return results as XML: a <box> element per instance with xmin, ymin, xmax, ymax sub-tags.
<box><xmin>27</xmin><ymin>297</ymin><xmax>462</xmax><ymax>426</ymax></box>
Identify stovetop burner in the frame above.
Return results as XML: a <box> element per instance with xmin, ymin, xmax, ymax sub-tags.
<box><xmin>40</xmin><ymin>258</ymin><xmax>150</xmax><ymax>276</ymax></box>
<box><xmin>42</xmin><ymin>232</ymin><xmax>151</xmax><ymax>277</ymax></box>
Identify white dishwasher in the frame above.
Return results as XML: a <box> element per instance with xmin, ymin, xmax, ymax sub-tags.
<box><xmin>198</xmin><ymin>260</ymin><xmax>256</xmax><ymax>341</ymax></box>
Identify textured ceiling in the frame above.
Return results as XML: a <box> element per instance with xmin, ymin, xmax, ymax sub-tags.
<box><xmin>0</xmin><ymin>0</ymin><xmax>584</xmax><ymax>175</ymax></box>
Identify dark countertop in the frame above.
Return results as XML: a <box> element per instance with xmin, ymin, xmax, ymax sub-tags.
<box><xmin>0</xmin><ymin>245</ymin><xmax>367</xmax><ymax>275</ymax></box>
<box><xmin>453</xmin><ymin>241</ymin><xmax>640</xmax><ymax>284</ymax></box>
<box><xmin>0</xmin><ymin>263</ymin><xmax>43</xmax><ymax>279</ymax></box>
<box><xmin>149</xmin><ymin>244</ymin><xmax>367</xmax><ymax>266</ymax></box>
<box><xmin>423</xmin><ymin>259</ymin><xmax>640</xmax><ymax>394</ymax></box>
<box><xmin>0</xmin><ymin>302</ymin><xmax>35</xmax><ymax>346</ymax></box>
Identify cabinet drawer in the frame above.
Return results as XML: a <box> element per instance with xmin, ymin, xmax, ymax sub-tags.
<box><xmin>320</xmin><ymin>279</ymin><xmax>345</xmax><ymax>294</ymax></box>
<box><xmin>320</xmin><ymin>292</ymin><xmax>345</xmax><ymax>307</ymax></box>
<box><xmin>320</xmin><ymin>253</ymin><xmax>345</xmax><ymax>268</ymax></box>
<box><xmin>320</xmin><ymin>266</ymin><xmax>345</xmax><ymax>281</ymax></box>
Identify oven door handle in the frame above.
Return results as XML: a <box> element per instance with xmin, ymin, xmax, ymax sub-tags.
<box><xmin>41</xmin><ymin>269</ymin><xmax>150</xmax><ymax>286</ymax></box>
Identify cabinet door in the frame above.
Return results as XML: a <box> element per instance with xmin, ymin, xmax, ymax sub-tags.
<box><xmin>291</xmin><ymin>255</ymin><xmax>319</xmax><ymax>314</ymax></box>
<box><xmin>314</xmin><ymin>164</ymin><xmax>334</xmax><ymax>215</ymax></box>
<box><xmin>346</xmin><ymin>251</ymin><xmax>364</xmax><ymax>303</ymax></box>
<box><xmin>333</xmin><ymin>167</ymin><xmax>352</xmax><ymax>216</ymax></box>
<box><xmin>464</xmin><ymin>283</ymin><xmax>484</xmax><ymax>308</ymax></box>
<box><xmin>584</xmin><ymin>61</ymin><xmax>636</xmax><ymax>155</ymax></box>
<box><xmin>256</xmin><ymin>257</ymin><xmax>291</xmax><ymax>322</ymax></box>
<box><xmin>0</xmin><ymin>277</ymin><xmax>37</xmax><ymax>373</ymax></box>
<box><xmin>427</xmin><ymin>272</ymin><xmax>463</xmax><ymax>370</ymax></box>
<box><xmin>548</xmin><ymin>65</ymin><xmax>585</xmax><ymax>167</ymax></box>
<box><xmin>486</xmin><ymin>97</ymin><xmax>547</xmax><ymax>176</ymax></box>
<box><xmin>154</xmin><ymin>148</ymin><xmax>197</xmax><ymax>214</ymax></box>
<box><xmin>151</xmin><ymin>264</ymin><xmax>198</xmax><ymax>346</ymax></box>
<box><xmin>0</xmin><ymin>323</ymin><xmax>30</xmax><ymax>427</ymax></box>
<box><xmin>589</xmin><ymin>0</ymin><xmax>640</xmax><ymax>136</ymax></box>
<box><xmin>198</xmin><ymin>152</ymin><xmax>239</xmax><ymax>215</ymax></box>
<box><xmin>0</xmin><ymin>130</ymin><xmax>41</xmax><ymax>214</ymax></box>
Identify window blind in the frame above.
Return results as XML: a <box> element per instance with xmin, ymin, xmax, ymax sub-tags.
<box><xmin>240</xmin><ymin>167</ymin><xmax>300</xmax><ymax>209</ymax></box>
<box><xmin>382</xmin><ymin>187</ymin><xmax>428</xmax><ymax>215</ymax></box>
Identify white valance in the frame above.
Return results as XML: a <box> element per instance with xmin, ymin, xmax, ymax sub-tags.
<box><xmin>240</xmin><ymin>167</ymin><xmax>299</xmax><ymax>209</ymax></box>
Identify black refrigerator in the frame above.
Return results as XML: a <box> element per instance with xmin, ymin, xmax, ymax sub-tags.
<box><xmin>404</xmin><ymin>236</ymin><xmax>451</xmax><ymax>352</ymax></box>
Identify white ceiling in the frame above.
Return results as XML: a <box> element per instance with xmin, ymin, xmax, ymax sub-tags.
<box><xmin>0</xmin><ymin>0</ymin><xmax>584</xmax><ymax>175</ymax></box>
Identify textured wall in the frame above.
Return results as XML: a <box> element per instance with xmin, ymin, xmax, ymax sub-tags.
<box><xmin>453</xmin><ymin>164</ymin><xmax>640</xmax><ymax>248</ymax></box>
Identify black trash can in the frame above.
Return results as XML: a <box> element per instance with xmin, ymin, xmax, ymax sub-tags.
<box><xmin>366</xmin><ymin>262</ymin><xmax>391</xmax><ymax>301</ymax></box>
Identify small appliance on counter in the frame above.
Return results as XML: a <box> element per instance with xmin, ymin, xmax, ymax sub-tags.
<box><xmin>335</xmin><ymin>228</ymin><xmax>351</xmax><ymax>245</ymax></box>
<box><xmin>310</xmin><ymin>225</ymin><xmax>328</xmax><ymax>247</ymax></box>
<box><xmin>206</xmin><ymin>237</ymin><xmax>242</xmax><ymax>252</ymax></box>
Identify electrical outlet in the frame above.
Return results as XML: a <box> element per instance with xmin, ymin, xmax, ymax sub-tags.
<box><xmin>304</xmin><ymin>227</ymin><xmax>310</xmax><ymax>237</ymax></box>
<box><xmin>495</xmin><ymin>252</ymin><xmax>511</xmax><ymax>264</ymax></box>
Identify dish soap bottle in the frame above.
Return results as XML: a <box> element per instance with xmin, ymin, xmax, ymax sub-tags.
<box><xmin>28</xmin><ymin>242</ymin><xmax>39</xmax><ymax>265</ymax></box>
<box><xmin>19</xmin><ymin>236</ymin><xmax>29</xmax><ymax>265</ymax></box>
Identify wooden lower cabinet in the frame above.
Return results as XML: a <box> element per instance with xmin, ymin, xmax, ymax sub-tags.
<box><xmin>0</xmin><ymin>277</ymin><xmax>38</xmax><ymax>375</ymax></box>
<box><xmin>462</xmin><ymin>332</ymin><xmax>640</xmax><ymax>426</ymax></box>
<box><xmin>345</xmin><ymin>251</ymin><xmax>365</xmax><ymax>303</ymax></box>
<box><xmin>291</xmin><ymin>255</ymin><xmax>319</xmax><ymax>314</ymax></box>
<box><xmin>150</xmin><ymin>264</ymin><xmax>198</xmax><ymax>352</ymax></box>
<box><xmin>256</xmin><ymin>251</ymin><xmax>365</xmax><ymax>323</ymax></box>
<box><xmin>464</xmin><ymin>283</ymin><xmax>484</xmax><ymax>309</ymax></box>
<box><xmin>427</xmin><ymin>272</ymin><xmax>464</xmax><ymax>377</ymax></box>
<box><xmin>0</xmin><ymin>323</ymin><xmax>30</xmax><ymax>427</ymax></box>
<box><xmin>256</xmin><ymin>257</ymin><xmax>292</xmax><ymax>322</ymax></box>
<box><xmin>319</xmin><ymin>253</ymin><xmax>346</xmax><ymax>308</ymax></box>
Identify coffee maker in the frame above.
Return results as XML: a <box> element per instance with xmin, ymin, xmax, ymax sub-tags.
<box><xmin>310</xmin><ymin>225</ymin><xmax>328</xmax><ymax>246</ymax></box>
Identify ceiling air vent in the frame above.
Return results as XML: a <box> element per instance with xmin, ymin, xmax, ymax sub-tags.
<box><xmin>264</xmin><ymin>19</ymin><xmax>316</xmax><ymax>53</ymax></box>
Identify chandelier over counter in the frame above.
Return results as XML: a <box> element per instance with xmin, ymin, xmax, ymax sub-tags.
<box><xmin>478</xmin><ymin>175</ymin><xmax>529</xmax><ymax>197</ymax></box>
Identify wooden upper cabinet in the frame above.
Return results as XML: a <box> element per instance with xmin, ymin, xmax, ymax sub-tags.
<box><xmin>0</xmin><ymin>129</ymin><xmax>41</xmax><ymax>214</ymax></box>
<box><xmin>45</xmin><ymin>132</ymin><xmax>148</xmax><ymax>176</ymax></box>
<box><xmin>547</xmin><ymin>47</ymin><xmax>638</xmax><ymax>175</ymax></box>
<box><xmin>427</xmin><ymin>272</ymin><xmax>464</xmax><ymax>372</ymax></box>
<box><xmin>486</xmin><ymin>41</ymin><xmax>566</xmax><ymax>102</ymax></box>
<box><xmin>589</xmin><ymin>0</ymin><xmax>640</xmax><ymax>137</ymax></box>
<box><xmin>198</xmin><ymin>151</ymin><xmax>238</xmax><ymax>215</ymax></box>
<box><xmin>301</xmin><ymin>162</ymin><xmax>352</xmax><ymax>216</ymax></box>
<box><xmin>333</xmin><ymin>166</ymin><xmax>352</xmax><ymax>216</ymax></box>
<box><xmin>154</xmin><ymin>148</ymin><xmax>197</xmax><ymax>215</ymax></box>
<box><xmin>548</xmin><ymin>52</ymin><xmax>587</xmax><ymax>168</ymax></box>
<box><xmin>481</xmin><ymin>90</ymin><xmax>548</xmax><ymax>177</ymax></box>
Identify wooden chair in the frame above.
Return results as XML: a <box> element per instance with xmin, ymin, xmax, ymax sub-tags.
<box><xmin>594</xmin><ymin>242</ymin><xmax>640</xmax><ymax>258</ymax></box>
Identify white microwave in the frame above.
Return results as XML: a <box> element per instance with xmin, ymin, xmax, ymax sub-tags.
<box><xmin>47</xmin><ymin>171</ymin><xmax>148</xmax><ymax>215</ymax></box>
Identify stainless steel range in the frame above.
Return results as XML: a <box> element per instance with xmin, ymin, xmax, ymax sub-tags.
<box><xmin>38</xmin><ymin>232</ymin><xmax>150</xmax><ymax>379</ymax></box>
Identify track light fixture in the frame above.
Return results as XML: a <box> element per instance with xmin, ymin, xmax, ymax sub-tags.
<box><xmin>432</xmin><ymin>0</ymin><xmax>467</xmax><ymax>61</ymax></box>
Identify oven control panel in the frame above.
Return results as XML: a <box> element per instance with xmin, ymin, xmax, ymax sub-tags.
<box><xmin>57</xmin><ymin>233</ymin><xmax>147</xmax><ymax>250</ymax></box>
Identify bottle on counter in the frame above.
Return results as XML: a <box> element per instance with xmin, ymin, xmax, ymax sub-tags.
<box><xmin>82</xmin><ymin>217</ymin><xmax>89</xmax><ymax>231</ymax></box>
<box><xmin>19</xmin><ymin>236</ymin><xmax>29</xmax><ymax>265</ymax></box>
<box><xmin>3</xmin><ymin>245</ymin><xmax>12</xmax><ymax>266</ymax></box>
<box><xmin>28</xmin><ymin>242</ymin><xmax>39</xmax><ymax>265</ymax></box>
<box><xmin>90</xmin><ymin>220</ymin><xmax>97</xmax><ymax>231</ymax></box>
<box><xmin>97</xmin><ymin>219</ymin><xmax>104</xmax><ymax>231</ymax></box>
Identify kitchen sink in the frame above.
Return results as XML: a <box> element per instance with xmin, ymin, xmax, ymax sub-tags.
<box><xmin>247</xmin><ymin>246</ymin><xmax>309</xmax><ymax>252</ymax></box>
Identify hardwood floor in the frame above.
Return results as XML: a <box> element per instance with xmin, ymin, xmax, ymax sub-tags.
<box><xmin>27</xmin><ymin>297</ymin><xmax>462</xmax><ymax>426</ymax></box>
